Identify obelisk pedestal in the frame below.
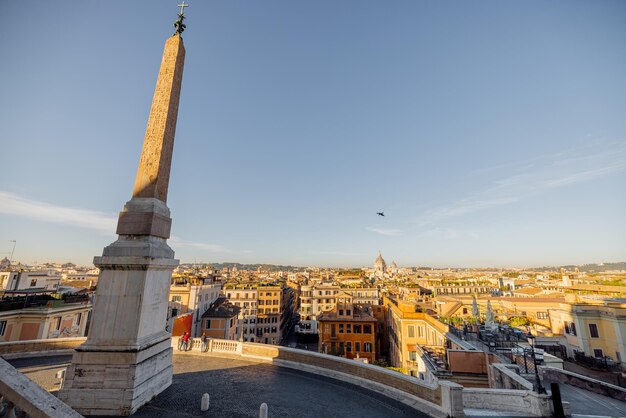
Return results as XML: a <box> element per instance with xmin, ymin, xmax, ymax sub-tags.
<box><xmin>59</xmin><ymin>30</ymin><xmax>186</xmax><ymax>416</ymax></box>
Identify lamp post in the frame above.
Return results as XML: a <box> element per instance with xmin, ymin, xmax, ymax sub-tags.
<box><xmin>527</xmin><ymin>333</ymin><xmax>546</xmax><ymax>394</ymax></box>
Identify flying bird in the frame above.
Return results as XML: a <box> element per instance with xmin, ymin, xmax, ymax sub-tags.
<box><xmin>376</xmin><ymin>212</ymin><xmax>385</xmax><ymax>217</ymax></box>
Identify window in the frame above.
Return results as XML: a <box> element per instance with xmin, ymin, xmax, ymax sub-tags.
<box><xmin>346</xmin><ymin>342</ymin><xmax>352</xmax><ymax>353</ymax></box>
<box><xmin>171</xmin><ymin>308</ymin><xmax>178</xmax><ymax>317</ymax></box>
<box><xmin>364</xmin><ymin>342</ymin><xmax>372</xmax><ymax>353</ymax></box>
<box><xmin>589</xmin><ymin>324</ymin><xmax>599</xmax><ymax>338</ymax></box>
<box><xmin>0</xmin><ymin>320</ymin><xmax>6</xmax><ymax>336</ymax></box>
<box><xmin>339</xmin><ymin>342</ymin><xmax>344</xmax><ymax>353</ymax></box>
<box><xmin>171</xmin><ymin>295</ymin><xmax>181</xmax><ymax>302</ymax></box>
<box><xmin>54</xmin><ymin>317</ymin><xmax>61</xmax><ymax>331</ymax></box>
<box><xmin>409</xmin><ymin>351</ymin><xmax>417</xmax><ymax>361</ymax></box>
<box><xmin>75</xmin><ymin>312</ymin><xmax>82</xmax><ymax>326</ymax></box>
<box><xmin>346</xmin><ymin>324</ymin><xmax>352</xmax><ymax>333</ymax></box>
<box><xmin>355</xmin><ymin>342</ymin><xmax>361</xmax><ymax>352</ymax></box>
<box><xmin>205</xmin><ymin>319</ymin><xmax>211</xmax><ymax>328</ymax></box>
<box><xmin>30</xmin><ymin>279</ymin><xmax>37</xmax><ymax>287</ymax></box>
<box><xmin>408</xmin><ymin>325</ymin><xmax>415</xmax><ymax>338</ymax></box>
<box><xmin>353</xmin><ymin>324</ymin><xmax>362</xmax><ymax>334</ymax></box>
<box><xmin>593</xmin><ymin>349</ymin><xmax>603</xmax><ymax>358</ymax></box>
<box><xmin>339</xmin><ymin>310</ymin><xmax>344</xmax><ymax>316</ymax></box>
<box><xmin>569</xmin><ymin>322</ymin><xmax>577</xmax><ymax>336</ymax></box>
<box><xmin>346</xmin><ymin>310</ymin><xmax>351</xmax><ymax>316</ymax></box>
<box><xmin>363</xmin><ymin>325</ymin><xmax>372</xmax><ymax>334</ymax></box>
<box><xmin>331</xmin><ymin>324</ymin><xmax>336</xmax><ymax>338</ymax></box>
<box><xmin>536</xmin><ymin>312</ymin><xmax>548</xmax><ymax>320</ymax></box>
<box><xmin>339</xmin><ymin>324</ymin><xmax>344</xmax><ymax>333</ymax></box>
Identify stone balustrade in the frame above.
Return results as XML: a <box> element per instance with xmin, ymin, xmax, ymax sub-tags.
<box><xmin>463</xmin><ymin>388</ymin><xmax>554</xmax><ymax>417</ymax></box>
<box><xmin>170</xmin><ymin>337</ymin><xmax>464</xmax><ymax>417</ymax></box>
<box><xmin>0</xmin><ymin>357</ymin><xmax>83</xmax><ymax>418</ymax></box>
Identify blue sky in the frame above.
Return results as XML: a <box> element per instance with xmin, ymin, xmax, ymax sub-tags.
<box><xmin>0</xmin><ymin>1</ymin><xmax>625</xmax><ymax>268</ymax></box>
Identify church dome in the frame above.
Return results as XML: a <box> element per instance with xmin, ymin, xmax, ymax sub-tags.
<box><xmin>374</xmin><ymin>252</ymin><xmax>386</xmax><ymax>272</ymax></box>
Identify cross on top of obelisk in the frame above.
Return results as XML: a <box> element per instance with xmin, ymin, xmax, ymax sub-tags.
<box><xmin>174</xmin><ymin>2</ymin><xmax>189</xmax><ymax>35</ymax></box>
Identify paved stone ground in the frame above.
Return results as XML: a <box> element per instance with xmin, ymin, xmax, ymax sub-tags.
<box><xmin>543</xmin><ymin>379</ymin><xmax>626</xmax><ymax>417</ymax></box>
<box><xmin>9</xmin><ymin>354</ymin><xmax>429</xmax><ymax>417</ymax></box>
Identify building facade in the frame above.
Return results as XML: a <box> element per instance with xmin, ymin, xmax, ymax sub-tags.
<box><xmin>318</xmin><ymin>293</ymin><xmax>378</xmax><ymax>362</ymax></box>
<box><xmin>169</xmin><ymin>276</ymin><xmax>222</xmax><ymax>336</ymax></box>
<box><xmin>385</xmin><ymin>296</ymin><xmax>451</xmax><ymax>382</ymax></box>
<box><xmin>0</xmin><ymin>298</ymin><xmax>91</xmax><ymax>342</ymax></box>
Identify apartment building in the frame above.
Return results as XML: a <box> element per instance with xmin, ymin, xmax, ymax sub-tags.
<box><xmin>549</xmin><ymin>299</ymin><xmax>626</xmax><ymax>367</ymax></box>
<box><xmin>200</xmin><ymin>297</ymin><xmax>240</xmax><ymax>340</ymax></box>
<box><xmin>169</xmin><ymin>276</ymin><xmax>222</xmax><ymax>336</ymax></box>
<box><xmin>257</xmin><ymin>284</ymin><xmax>282</xmax><ymax>345</ymax></box>
<box><xmin>0</xmin><ymin>270</ymin><xmax>62</xmax><ymax>293</ymax></box>
<box><xmin>298</xmin><ymin>283</ymin><xmax>379</xmax><ymax>335</ymax></box>
<box><xmin>426</xmin><ymin>282</ymin><xmax>495</xmax><ymax>296</ymax></box>
<box><xmin>343</xmin><ymin>287</ymin><xmax>380</xmax><ymax>305</ymax></box>
<box><xmin>223</xmin><ymin>284</ymin><xmax>258</xmax><ymax>342</ymax></box>
<box><xmin>298</xmin><ymin>282</ymin><xmax>341</xmax><ymax>334</ymax></box>
<box><xmin>318</xmin><ymin>292</ymin><xmax>378</xmax><ymax>362</ymax></box>
<box><xmin>384</xmin><ymin>296</ymin><xmax>451</xmax><ymax>381</ymax></box>
<box><xmin>223</xmin><ymin>282</ymin><xmax>294</xmax><ymax>344</ymax></box>
<box><xmin>0</xmin><ymin>296</ymin><xmax>91</xmax><ymax>342</ymax></box>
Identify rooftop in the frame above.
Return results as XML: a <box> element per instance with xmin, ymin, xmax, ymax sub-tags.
<box><xmin>201</xmin><ymin>297</ymin><xmax>240</xmax><ymax>319</ymax></box>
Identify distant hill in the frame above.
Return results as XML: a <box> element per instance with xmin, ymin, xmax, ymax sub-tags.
<box><xmin>532</xmin><ymin>262</ymin><xmax>626</xmax><ymax>273</ymax></box>
<box><xmin>180</xmin><ymin>262</ymin><xmax>301</xmax><ymax>272</ymax></box>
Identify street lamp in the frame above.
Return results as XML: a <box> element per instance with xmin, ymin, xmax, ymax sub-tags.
<box><xmin>527</xmin><ymin>333</ymin><xmax>546</xmax><ymax>394</ymax></box>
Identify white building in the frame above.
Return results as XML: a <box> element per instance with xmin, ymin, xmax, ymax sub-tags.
<box><xmin>0</xmin><ymin>270</ymin><xmax>62</xmax><ymax>293</ymax></box>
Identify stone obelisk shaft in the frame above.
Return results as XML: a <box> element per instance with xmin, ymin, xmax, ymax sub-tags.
<box><xmin>116</xmin><ymin>34</ymin><xmax>185</xmax><ymax>240</ymax></box>
<box><xmin>133</xmin><ymin>34</ymin><xmax>185</xmax><ymax>203</ymax></box>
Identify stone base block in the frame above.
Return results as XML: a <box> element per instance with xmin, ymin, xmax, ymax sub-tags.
<box><xmin>58</xmin><ymin>339</ymin><xmax>172</xmax><ymax>416</ymax></box>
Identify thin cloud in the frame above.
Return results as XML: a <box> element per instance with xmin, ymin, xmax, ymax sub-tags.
<box><xmin>0</xmin><ymin>190</ymin><xmax>227</xmax><ymax>252</ymax></box>
<box><xmin>416</xmin><ymin>140</ymin><xmax>626</xmax><ymax>225</ymax></box>
<box><xmin>365</xmin><ymin>227</ymin><xmax>404</xmax><ymax>236</ymax></box>
<box><xmin>421</xmin><ymin>227</ymin><xmax>480</xmax><ymax>240</ymax></box>
<box><xmin>169</xmin><ymin>237</ymin><xmax>228</xmax><ymax>253</ymax></box>
<box><xmin>0</xmin><ymin>190</ymin><xmax>116</xmax><ymax>234</ymax></box>
<box><xmin>310</xmin><ymin>250</ymin><xmax>363</xmax><ymax>256</ymax></box>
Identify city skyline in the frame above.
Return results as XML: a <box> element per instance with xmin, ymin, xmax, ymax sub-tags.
<box><xmin>1</xmin><ymin>1</ymin><xmax>625</xmax><ymax>268</ymax></box>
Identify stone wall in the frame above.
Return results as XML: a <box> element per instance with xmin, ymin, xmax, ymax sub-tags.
<box><xmin>463</xmin><ymin>388</ymin><xmax>553</xmax><ymax>417</ymax></box>
<box><xmin>0</xmin><ymin>337</ymin><xmax>87</xmax><ymax>359</ymax></box>
<box><xmin>489</xmin><ymin>363</ymin><xmax>534</xmax><ymax>391</ymax></box>
<box><xmin>448</xmin><ymin>350</ymin><xmax>490</xmax><ymax>374</ymax></box>
<box><xmin>0</xmin><ymin>357</ymin><xmax>83</xmax><ymax>418</ymax></box>
<box><xmin>541</xmin><ymin>366</ymin><xmax>626</xmax><ymax>401</ymax></box>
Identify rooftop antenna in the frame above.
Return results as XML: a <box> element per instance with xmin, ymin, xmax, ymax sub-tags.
<box><xmin>8</xmin><ymin>240</ymin><xmax>16</xmax><ymax>266</ymax></box>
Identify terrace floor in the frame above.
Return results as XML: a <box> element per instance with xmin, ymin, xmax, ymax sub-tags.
<box><xmin>9</xmin><ymin>354</ymin><xmax>428</xmax><ymax>417</ymax></box>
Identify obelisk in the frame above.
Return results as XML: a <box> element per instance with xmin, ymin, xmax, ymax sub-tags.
<box><xmin>59</xmin><ymin>5</ymin><xmax>188</xmax><ymax>415</ymax></box>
